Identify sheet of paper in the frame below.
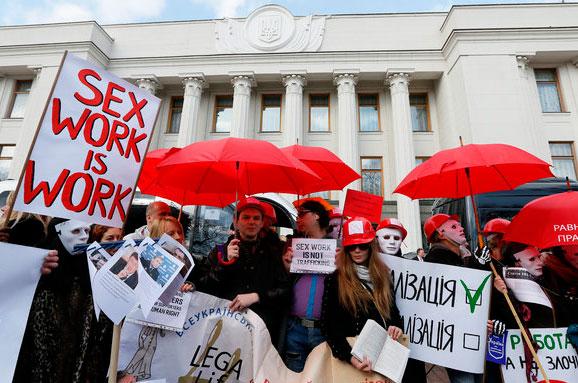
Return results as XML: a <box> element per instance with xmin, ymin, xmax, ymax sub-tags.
<box><xmin>86</xmin><ymin>241</ymin><xmax>113</xmax><ymax>319</ymax></box>
<box><xmin>126</xmin><ymin>291</ymin><xmax>192</xmax><ymax>332</ymax></box>
<box><xmin>351</xmin><ymin>319</ymin><xmax>387</xmax><ymax>364</ymax></box>
<box><xmin>374</xmin><ymin>336</ymin><xmax>410</xmax><ymax>383</ymax></box>
<box><xmin>503</xmin><ymin>267</ymin><xmax>552</xmax><ymax>308</ymax></box>
<box><xmin>155</xmin><ymin>234</ymin><xmax>195</xmax><ymax>305</ymax></box>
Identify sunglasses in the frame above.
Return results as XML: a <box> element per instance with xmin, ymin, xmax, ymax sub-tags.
<box><xmin>345</xmin><ymin>243</ymin><xmax>371</xmax><ymax>252</ymax></box>
<box><xmin>382</xmin><ymin>235</ymin><xmax>401</xmax><ymax>241</ymax></box>
<box><xmin>297</xmin><ymin>210</ymin><xmax>313</xmax><ymax>218</ymax></box>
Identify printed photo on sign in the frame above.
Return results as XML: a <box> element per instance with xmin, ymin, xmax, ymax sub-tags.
<box><xmin>86</xmin><ymin>241</ymin><xmax>114</xmax><ymax>318</ymax></box>
<box><xmin>381</xmin><ymin>254</ymin><xmax>492</xmax><ymax>374</ymax></box>
<box><xmin>156</xmin><ymin>234</ymin><xmax>195</xmax><ymax>305</ymax></box>
<box><xmin>290</xmin><ymin>238</ymin><xmax>336</xmax><ymax>274</ymax></box>
<box><xmin>13</xmin><ymin>53</ymin><xmax>161</xmax><ymax>227</ymax></box>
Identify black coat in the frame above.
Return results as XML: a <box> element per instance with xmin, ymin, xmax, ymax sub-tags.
<box><xmin>194</xmin><ymin>235</ymin><xmax>291</xmax><ymax>345</ymax></box>
<box><xmin>321</xmin><ymin>272</ymin><xmax>402</xmax><ymax>362</ymax></box>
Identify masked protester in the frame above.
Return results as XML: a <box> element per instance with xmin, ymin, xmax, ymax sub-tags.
<box><xmin>322</xmin><ymin>217</ymin><xmax>404</xmax><ymax>373</ymax></box>
<box><xmin>327</xmin><ymin>207</ymin><xmax>346</xmax><ymax>240</ymax></box>
<box><xmin>194</xmin><ymin>197</ymin><xmax>291</xmax><ymax>349</ymax></box>
<box><xmin>375</xmin><ymin>217</ymin><xmax>427</xmax><ymax>383</ymax></box>
<box><xmin>13</xmin><ymin>218</ymin><xmax>112</xmax><ymax>383</ymax></box>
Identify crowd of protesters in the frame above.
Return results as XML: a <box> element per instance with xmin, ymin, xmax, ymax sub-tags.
<box><xmin>2</xmin><ymin>190</ymin><xmax>577</xmax><ymax>383</ymax></box>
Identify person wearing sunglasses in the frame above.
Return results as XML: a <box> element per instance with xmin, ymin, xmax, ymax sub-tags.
<box><xmin>322</xmin><ymin>216</ymin><xmax>404</xmax><ymax>373</ymax></box>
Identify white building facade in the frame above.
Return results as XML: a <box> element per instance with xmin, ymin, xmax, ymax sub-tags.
<box><xmin>1</xmin><ymin>3</ymin><xmax>578</xmax><ymax>250</ymax></box>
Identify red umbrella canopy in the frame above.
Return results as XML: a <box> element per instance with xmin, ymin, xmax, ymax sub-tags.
<box><xmin>281</xmin><ymin>144</ymin><xmax>360</xmax><ymax>195</ymax></box>
<box><xmin>504</xmin><ymin>191</ymin><xmax>578</xmax><ymax>249</ymax></box>
<box><xmin>138</xmin><ymin>147</ymin><xmax>236</xmax><ymax>207</ymax></box>
<box><xmin>394</xmin><ymin>143</ymin><xmax>554</xmax><ymax>199</ymax></box>
<box><xmin>156</xmin><ymin>137</ymin><xmax>319</xmax><ymax>196</ymax></box>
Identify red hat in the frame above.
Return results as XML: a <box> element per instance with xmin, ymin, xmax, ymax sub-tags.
<box><xmin>342</xmin><ymin>217</ymin><xmax>375</xmax><ymax>247</ymax></box>
<box><xmin>329</xmin><ymin>207</ymin><xmax>344</xmax><ymax>220</ymax></box>
<box><xmin>482</xmin><ymin>218</ymin><xmax>510</xmax><ymax>235</ymax></box>
<box><xmin>424</xmin><ymin>214</ymin><xmax>460</xmax><ymax>242</ymax></box>
<box><xmin>376</xmin><ymin>218</ymin><xmax>408</xmax><ymax>240</ymax></box>
<box><xmin>236</xmin><ymin>197</ymin><xmax>264</xmax><ymax>215</ymax></box>
<box><xmin>261</xmin><ymin>202</ymin><xmax>277</xmax><ymax>224</ymax></box>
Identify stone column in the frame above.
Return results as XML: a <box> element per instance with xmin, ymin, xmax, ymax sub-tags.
<box><xmin>135</xmin><ymin>77</ymin><xmax>159</xmax><ymax>95</ymax></box>
<box><xmin>177</xmin><ymin>76</ymin><xmax>205</xmax><ymax>147</ymax></box>
<box><xmin>334</xmin><ymin>73</ymin><xmax>360</xmax><ymax>195</ymax></box>
<box><xmin>282</xmin><ymin>74</ymin><xmax>306</xmax><ymax>146</ymax></box>
<box><xmin>387</xmin><ymin>72</ymin><xmax>422</xmax><ymax>251</ymax></box>
<box><xmin>516</xmin><ymin>55</ymin><xmax>550</xmax><ymax>161</ymax></box>
<box><xmin>230</xmin><ymin>75</ymin><xmax>253</xmax><ymax>138</ymax></box>
<box><xmin>135</xmin><ymin>77</ymin><xmax>162</xmax><ymax>150</ymax></box>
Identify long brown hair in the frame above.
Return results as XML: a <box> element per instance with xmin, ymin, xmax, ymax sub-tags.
<box><xmin>337</xmin><ymin>240</ymin><xmax>394</xmax><ymax>320</ymax></box>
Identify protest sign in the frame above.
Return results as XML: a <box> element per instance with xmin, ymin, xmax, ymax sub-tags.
<box><xmin>86</xmin><ymin>241</ymin><xmax>113</xmax><ymax>319</ymax></box>
<box><xmin>486</xmin><ymin>331</ymin><xmax>508</xmax><ymax>365</ymax></box>
<box><xmin>126</xmin><ymin>291</ymin><xmax>192</xmax><ymax>332</ymax></box>
<box><xmin>14</xmin><ymin>52</ymin><xmax>161</xmax><ymax>227</ymax></box>
<box><xmin>381</xmin><ymin>254</ymin><xmax>492</xmax><ymax>373</ymax></box>
<box><xmin>136</xmin><ymin>237</ymin><xmax>184</xmax><ymax>316</ymax></box>
<box><xmin>343</xmin><ymin>189</ymin><xmax>383</xmax><ymax>223</ymax></box>
<box><xmin>504</xmin><ymin>267</ymin><xmax>552</xmax><ymax>308</ymax></box>
<box><xmin>155</xmin><ymin>234</ymin><xmax>195</xmax><ymax>305</ymax></box>
<box><xmin>0</xmin><ymin>243</ymin><xmax>47</xmax><ymax>383</ymax></box>
<box><xmin>501</xmin><ymin>327</ymin><xmax>578</xmax><ymax>382</ymax></box>
<box><xmin>290</xmin><ymin>238</ymin><xmax>336</xmax><ymax>274</ymax></box>
<box><xmin>93</xmin><ymin>240</ymin><xmax>140</xmax><ymax>324</ymax></box>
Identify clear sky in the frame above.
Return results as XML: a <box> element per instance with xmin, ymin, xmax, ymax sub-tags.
<box><xmin>0</xmin><ymin>0</ymin><xmax>572</xmax><ymax>26</ymax></box>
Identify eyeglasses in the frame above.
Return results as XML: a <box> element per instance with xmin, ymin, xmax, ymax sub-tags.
<box><xmin>297</xmin><ymin>210</ymin><xmax>312</xmax><ymax>218</ymax></box>
<box><xmin>345</xmin><ymin>243</ymin><xmax>371</xmax><ymax>252</ymax></box>
<box><xmin>383</xmin><ymin>235</ymin><xmax>401</xmax><ymax>241</ymax></box>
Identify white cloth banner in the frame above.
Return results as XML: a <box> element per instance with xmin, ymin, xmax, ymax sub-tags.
<box><xmin>501</xmin><ymin>327</ymin><xmax>578</xmax><ymax>382</ymax></box>
<box><xmin>0</xmin><ymin>242</ymin><xmax>47</xmax><ymax>383</ymax></box>
<box><xmin>14</xmin><ymin>52</ymin><xmax>161</xmax><ymax>227</ymax></box>
<box><xmin>381</xmin><ymin>254</ymin><xmax>492</xmax><ymax>373</ymax></box>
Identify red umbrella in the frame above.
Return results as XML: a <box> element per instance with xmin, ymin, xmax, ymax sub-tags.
<box><xmin>156</xmin><ymin>137</ymin><xmax>319</xmax><ymax>196</ymax></box>
<box><xmin>138</xmin><ymin>148</ymin><xmax>236</xmax><ymax>207</ymax></box>
<box><xmin>281</xmin><ymin>144</ymin><xmax>360</xmax><ymax>194</ymax></box>
<box><xmin>394</xmin><ymin>143</ymin><xmax>553</xmax><ymax>199</ymax></box>
<box><xmin>504</xmin><ymin>190</ymin><xmax>578</xmax><ymax>249</ymax></box>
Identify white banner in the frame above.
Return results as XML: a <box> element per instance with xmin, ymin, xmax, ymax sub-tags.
<box><xmin>15</xmin><ymin>53</ymin><xmax>160</xmax><ymax>227</ymax></box>
<box><xmin>501</xmin><ymin>328</ymin><xmax>578</xmax><ymax>382</ymax></box>
<box><xmin>290</xmin><ymin>238</ymin><xmax>336</xmax><ymax>274</ymax></box>
<box><xmin>381</xmin><ymin>254</ymin><xmax>492</xmax><ymax>373</ymax></box>
<box><xmin>0</xmin><ymin>242</ymin><xmax>47</xmax><ymax>383</ymax></box>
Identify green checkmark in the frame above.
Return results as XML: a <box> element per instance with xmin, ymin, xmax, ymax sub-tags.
<box><xmin>460</xmin><ymin>274</ymin><xmax>492</xmax><ymax>314</ymax></box>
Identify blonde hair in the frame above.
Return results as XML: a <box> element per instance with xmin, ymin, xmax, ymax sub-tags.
<box><xmin>336</xmin><ymin>240</ymin><xmax>394</xmax><ymax>320</ymax></box>
<box><xmin>4</xmin><ymin>191</ymin><xmax>48</xmax><ymax>234</ymax></box>
<box><xmin>149</xmin><ymin>216</ymin><xmax>183</xmax><ymax>238</ymax></box>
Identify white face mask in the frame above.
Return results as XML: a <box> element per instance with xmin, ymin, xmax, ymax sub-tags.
<box><xmin>376</xmin><ymin>227</ymin><xmax>403</xmax><ymax>255</ymax></box>
<box><xmin>56</xmin><ymin>220</ymin><xmax>90</xmax><ymax>254</ymax></box>
<box><xmin>328</xmin><ymin>217</ymin><xmax>343</xmax><ymax>240</ymax></box>
<box><xmin>438</xmin><ymin>219</ymin><xmax>467</xmax><ymax>246</ymax></box>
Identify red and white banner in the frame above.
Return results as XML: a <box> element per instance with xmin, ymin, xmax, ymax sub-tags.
<box><xmin>14</xmin><ymin>53</ymin><xmax>160</xmax><ymax>227</ymax></box>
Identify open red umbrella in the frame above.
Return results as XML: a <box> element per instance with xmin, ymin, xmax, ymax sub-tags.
<box><xmin>504</xmin><ymin>190</ymin><xmax>578</xmax><ymax>249</ymax></box>
<box><xmin>394</xmin><ymin>143</ymin><xmax>553</xmax><ymax>199</ymax></box>
<box><xmin>156</xmin><ymin>137</ymin><xmax>320</xmax><ymax>197</ymax></box>
<box><xmin>138</xmin><ymin>148</ymin><xmax>236</xmax><ymax>207</ymax></box>
<box><xmin>281</xmin><ymin>144</ymin><xmax>360</xmax><ymax>195</ymax></box>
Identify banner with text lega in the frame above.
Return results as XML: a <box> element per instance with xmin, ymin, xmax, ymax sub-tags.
<box><xmin>382</xmin><ymin>254</ymin><xmax>492</xmax><ymax>373</ymax></box>
<box><xmin>15</xmin><ymin>53</ymin><xmax>161</xmax><ymax>227</ymax></box>
<box><xmin>501</xmin><ymin>327</ymin><xmax>578</xmax><ymax>383</ymax></box>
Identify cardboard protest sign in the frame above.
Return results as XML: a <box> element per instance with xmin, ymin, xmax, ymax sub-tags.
<box><xmin>126</xmin><ymin>291</ymin><xmax>192</xmax><ymax>332</ymax></box>
<box><xmin>290</xmin><ymin>238</ymin><xmax>336</xmax><ymax>274</ymax></box>
<box><xmin>343</xmin><ymin>189</ymin><xmax>383</xmax><ymax>223</ymax></box>
<box><xmin>381</xmin><ymin>254</ymin><xmax>492</xmax><ymax>373</ymax></box>
<box><xmin>0</xmin><ymin>243</ymin><xmax>47</xmax><ymax>383</ymax></box>
<box><xmin>504</xmin><ymin>267</ymin><xmax>552</xmax><ymax>308</ymax></box>
<box><xmin>14</xmin><ymin>52</ymin><xmax>161</xmax><ymax>227</ymax></box>
<box><xmin>501</xmin><ymin>327</ymin><xmax>578</xmax><ymax>382</ymax></box>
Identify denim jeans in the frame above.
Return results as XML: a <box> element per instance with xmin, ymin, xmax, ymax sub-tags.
<box><xmin>283</xmin><ymin>316</ymin><xmax>326</xmax><ymax>372</ymax></box>
<box><xmin>446</xmin><ymin>368</ymin><xmax>483</xmax><ymax>383</ymax></box>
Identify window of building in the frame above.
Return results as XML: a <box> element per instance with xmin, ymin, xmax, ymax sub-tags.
<box><xmin>410</xmin><ymin>94</ymin><xmax>430</xmax><ymax>132</ymax></box>
<box><xmin>358</xmin><ymin>94</ymin><xmax>380</xmax><ymax>132</ymax></box>
<box><xmin>8</xmin><ymin>80</ymin><xmax>33</xmax><ymax>118</ymax></box>
<box><xmin>549</xmin><ymin>142</ymin><xmax>577</xmax><ymax>180</ymax></box>
<box><xmin>309</xmin><ymin>94</ymin><xmax>330</xmax><ymax>132</ymax></box>
<box><xmin>0</xmin><ymin>145</ymin><xmax>15</xmax><ymax>181</ymax></box>
<box><xmin>361</xmin><ymin>157</ymin><xmax>383</xmax><ymax>196</ymax></box>
<box><xmin>261</xmin><ymin>94</ymin><xmax>282</xmax><ymax>132</ymax></box>
<box><xmin>214</xmin><ymin>95</ymin><xmax>233</xmax><ymax>133</ymax></box>
<box><xmin>535</xmin><ymin>69</ymin><xmax>563</xmax><ymax>113</ymax></box>
<box><xmin>166</xmin><ymin>97</ymin><xmax>183</xmax><ymax>134</ymax></box>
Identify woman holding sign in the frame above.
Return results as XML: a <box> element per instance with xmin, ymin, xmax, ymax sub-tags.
<box><xmin>321</xmin><ymin>217</ymin><xmax>404</xmax><ymax>374</ymax></box>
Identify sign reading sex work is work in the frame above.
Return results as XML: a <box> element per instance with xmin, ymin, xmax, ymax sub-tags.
<box><xmin>381</xmin><ymin>254</ymin><xmax>492</xmax><ymax>373</ymax></box>
<box><xmin>15</xmin><ymin>53</ymin><xmax>160</xmax><ymax>227</ymax></box>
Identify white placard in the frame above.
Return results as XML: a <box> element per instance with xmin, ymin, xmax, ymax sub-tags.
<box><xmin>14</xmin><ymin>53</ymin><xmax>161</xmax><ymax>227</ymax></box>
<box><xmin>0</xmin><ymin>243</ymin><xmax>47</xmax><ymax>383</ymax></box>
<box><xmin>290</xmin><ymin>238</ymin><xmax>336</xmax><ymax>274</ymax></box>
<box><xmin>503</xmin><ymin>267</ymin><xmax>553</xmax><ymax>308</ymax></box>
<box><xmin>501</xmin><ymin>328</ymin><xmax>578</xmax><ymax>382</ymax></box>
<box><xmin>381</xmin><ymin>254</ymin><xmax>492</xmax><ymax>373</ymax></box>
